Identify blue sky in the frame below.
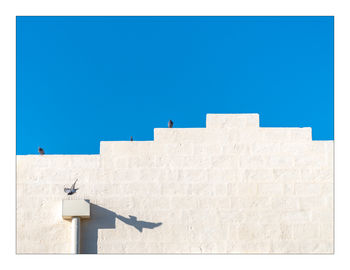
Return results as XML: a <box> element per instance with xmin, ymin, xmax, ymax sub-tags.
<box><xmin>16</xmin><ymin>16</ymin><xmax>334</xmax><ymax>155</ymax></box>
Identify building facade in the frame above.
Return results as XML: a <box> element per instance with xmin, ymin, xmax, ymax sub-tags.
<box><xmin>16</xmin><ymin>114</ymin><xmax>333</xmax><ymax>253</ymax></box>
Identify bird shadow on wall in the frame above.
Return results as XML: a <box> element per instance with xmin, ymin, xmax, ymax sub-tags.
<box><xmin>80</xmin><ymin>204</ymin><xmax>162</xmax><ymax>254</ymax></box>
<box><xmin>116</xmin><ymin>214</ymin><xmax>162</xmax><ymax>232</ymax></box>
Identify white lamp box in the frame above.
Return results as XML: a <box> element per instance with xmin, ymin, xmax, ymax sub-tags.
<box><xmin>62</xmin><ymin>199</ymin><xmax>90</xmax><ymax>220</ymax></box>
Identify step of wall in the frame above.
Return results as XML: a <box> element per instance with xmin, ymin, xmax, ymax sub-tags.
<box><xmin>206</xmin><ymin>113</ymin><xmax>260</xmax><ymax>128</ymax></box>
<box><xmin>100</xmin><ymin>140</ymin><xmax>330</xmax><ymax>158</ymax></box>
<box><xmin>153</xmin><ymin>127</ymin><xmax>312</xmax><ymax>143</ymax></box>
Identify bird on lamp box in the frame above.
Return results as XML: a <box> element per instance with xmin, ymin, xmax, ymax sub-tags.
<box><xmin>64</xmin><ymin>179</ymin><xmax>79</xmax><ymax>195</ymax></box>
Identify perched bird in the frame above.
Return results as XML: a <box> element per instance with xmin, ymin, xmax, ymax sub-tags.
<box><xmin>130</xmin><ymin>136</ymin><xmax>133</xmax><ymax>141</ymax></box>
<box><xmin>168</xmin><ymin>120</ymin><xmax>173</xmax><ymax>128</ymax></box>
<box><xmin>64</xmin><ymin>179</ymin><xmax>79</xmax><ymax>195</ymax></box>
<box><xmin>38</xmin><ymin>147</ymin><xmax>45</xmax><ymax>155</ymax></box>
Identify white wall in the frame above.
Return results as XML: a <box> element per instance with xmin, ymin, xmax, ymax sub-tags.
<box><xmin>16</xmin><ymin>114</ymin><xmax>333</xmax><ymax>253</ymax></box>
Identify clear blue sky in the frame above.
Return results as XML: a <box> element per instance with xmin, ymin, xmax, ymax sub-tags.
<box><xmin>16</xmin><ymin>16</ymin><xmax>334</xmax><ymax>155</ymax></box>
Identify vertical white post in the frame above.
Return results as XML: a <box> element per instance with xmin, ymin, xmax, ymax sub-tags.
<box><xmin>71</xmin><ymin>217</ymin><xmax>80</xmax><ymax>254</ymax></box>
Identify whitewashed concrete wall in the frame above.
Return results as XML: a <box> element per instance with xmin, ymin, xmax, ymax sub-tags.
<box><xmin>16</xmin><ymin>114</ymin><xmax>333</xmax><ymax>254</ymax></box>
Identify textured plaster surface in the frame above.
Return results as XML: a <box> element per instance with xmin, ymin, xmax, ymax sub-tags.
<box><xmin>16</xmin><ymin>114</ymin><xmax>333</xmax><ymax>253</ymax></box>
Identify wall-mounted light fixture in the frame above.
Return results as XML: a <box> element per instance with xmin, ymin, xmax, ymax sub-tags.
<box><xmin>62</xmin><ymin>199</ymin><xmax>90</xmax><ymax>254</ymax></box>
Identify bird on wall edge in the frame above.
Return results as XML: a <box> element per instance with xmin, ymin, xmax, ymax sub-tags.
<box><xmin>38</xmin><ymin>147</ymin><xmax>45</xmax><ymax>155</ymax></box>
<box><xmin>168</xmin><ymin>120</ymin><xmax>173</xmax><ymax>128</ymax></box>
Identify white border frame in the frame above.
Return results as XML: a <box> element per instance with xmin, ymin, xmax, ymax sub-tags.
<box><xmin>1</xmin><ymin>0</ymin><xmax>348</xmax><ymax>269</ymax></box>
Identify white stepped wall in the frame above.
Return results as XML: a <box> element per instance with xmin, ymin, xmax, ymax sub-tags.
<box><xmin>16</xmin><ymin>114</ymin><xmax>333</xmax><ymax>253</ymax></box>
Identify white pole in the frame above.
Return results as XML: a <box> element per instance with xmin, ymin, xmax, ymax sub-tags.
<box><xmin>71</xmin><ymin>217</ymin><xmax>80</xmax><ymax>254</ymax></box>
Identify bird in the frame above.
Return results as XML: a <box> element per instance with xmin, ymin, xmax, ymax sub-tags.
<box><xmin>38</xmin><ymin>147</ymin><xmax>45</xmax><ymax>155</ymax></box>
<box><xmin>130</xmin><ymin>136</ymin><xmax>133</xmax><ymax>141</ymax></box>
<box><xmin>168</xmin><ymin>120</ymin><xmax>173</xmax><ymax>128</ymax></box>
<box><xmin>64</xmin><ymin>179</ymin><xmax>79</xmax><ymax>195</ymax></box>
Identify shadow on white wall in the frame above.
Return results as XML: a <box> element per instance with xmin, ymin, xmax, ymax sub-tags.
<box><xmin>80</xmin><ymin>204</ymin><xmax>162</xmax><ymax>253</ymax></box>
<box><xmin>116</xmin><ymin>214</ymin><xmax>162</xmax><ymax>232</ymax></box>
